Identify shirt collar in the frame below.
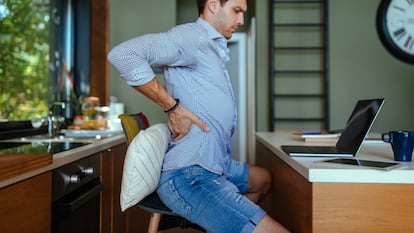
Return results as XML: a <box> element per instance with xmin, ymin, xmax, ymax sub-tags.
<box><xmin>196</xmin><ymin>18</ymin><xmax>224</xmax><ymax>40</ymax></box>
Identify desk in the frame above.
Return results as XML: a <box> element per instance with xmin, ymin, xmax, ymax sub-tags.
<box><xmin>255</xmin><ymin>131</ymin><xmax>414</xmax><ymax>233</ymax></box>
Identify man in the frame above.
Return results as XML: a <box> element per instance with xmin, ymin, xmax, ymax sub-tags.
<box><xmin>108</xmin><ymin>0</ymin><xmax>289</xmax><ymax>232</ymax></box>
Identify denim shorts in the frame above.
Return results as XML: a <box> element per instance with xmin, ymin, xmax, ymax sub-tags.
<box><xmin>157</xmin><ymin>160</ymin><xmax>266</xmax><ymax>233</ymax></box>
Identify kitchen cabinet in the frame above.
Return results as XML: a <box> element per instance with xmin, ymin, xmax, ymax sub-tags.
<box><xmin>0</xmin><ymin>138</ymin><xmax>151</xmax><ymax>233</ymax></box>
<box><xmin>0</xmin><ymin>172</ymin><xmax>51</xmax><ymax>233</ymax></box>
<box><xmin>101</xmin><ymin>143</ymin><xmax>151</xmax><ymax>233</ymax></box>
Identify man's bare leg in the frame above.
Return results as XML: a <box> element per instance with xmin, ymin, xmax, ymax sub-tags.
<box><xmin>254</xmin><ymin>215</ymin><xmax>290</xmax><ymax>233</ymax></box>
<box><xmin>245</xmin><ymin>165</ymin><xmax>272</xmax><ymax>203</ymax></box>
<box><xmin>246</xmin><ymin>165</ymin><xmax>290</xmax><ymax>233</ymax></box>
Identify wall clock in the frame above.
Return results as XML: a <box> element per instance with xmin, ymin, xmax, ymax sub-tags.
<box><xmin>376</xmin><ymin>0</ymin><xmax>414</xmax><ymax>64</ymax></box>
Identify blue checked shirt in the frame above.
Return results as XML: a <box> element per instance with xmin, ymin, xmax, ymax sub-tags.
<box><xmin>108</xmin><ymin>19</ymin><xmax>237</xmax><ymax>175</ymax></box>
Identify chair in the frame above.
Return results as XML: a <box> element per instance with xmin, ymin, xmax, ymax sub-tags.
<box><xmin>118</xmin><ymin>113</ymin><xmax>205</xmax><ymax>233</ymax></box>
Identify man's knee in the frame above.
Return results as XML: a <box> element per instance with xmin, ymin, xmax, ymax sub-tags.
<box><xmin>247</xmin><ymin>165</ymin><xmax>272</xmax><ymax>202</ymax></box>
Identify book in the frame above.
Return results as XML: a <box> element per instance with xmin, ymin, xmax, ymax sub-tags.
<box><xmin>293</xmin><ymin>130</ymin><xmax>341</xmax><ymax>142</ymax></box>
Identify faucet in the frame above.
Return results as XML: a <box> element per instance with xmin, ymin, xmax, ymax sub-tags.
<box><xmin>47</xmin><ymin>102</ymin><xmax>66</xmax><ymax>137</ymax></box>
<box><xmin>30</xmin><ymin>102</ymin><xmax>66</xmax><ymax>137</ymax></box>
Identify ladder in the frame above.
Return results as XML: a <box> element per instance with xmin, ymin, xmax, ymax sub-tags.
<box><xmin>269</xmin><ymin>0</ymin><xmax>329</xmax><ymax>131</ymax></box>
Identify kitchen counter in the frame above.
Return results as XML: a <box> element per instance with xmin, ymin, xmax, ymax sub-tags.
<box><xmin>0</xmin><ymin>134</ymin><xmax>125</xmax><ymax>189</ymax></box>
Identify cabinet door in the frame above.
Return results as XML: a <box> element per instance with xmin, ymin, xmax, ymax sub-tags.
<box><xmin>101</xmin><ymin>143</ymin><xmax>150</xmax><ymax>233</ymax></box>
<box><xmin>0</xmin><ymin>172</ymin><xmax>51</xmax><ymax>233</ymax></box>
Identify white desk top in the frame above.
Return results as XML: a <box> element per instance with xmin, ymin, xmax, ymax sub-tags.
<box><xmin>256</xmin><ymin>131</ymin><xmax>414</xmax><ymax>184</ymax></box>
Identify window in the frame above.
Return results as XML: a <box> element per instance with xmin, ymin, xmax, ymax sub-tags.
<box><xmin>0</xmin><ymin>0</ymin><xmax>50</xmax><ymax>121</ymax></box>
<box><xmin>0</xmin><ymin>0</ymin><xmax>90</xmax><ymax>135</ymax></box>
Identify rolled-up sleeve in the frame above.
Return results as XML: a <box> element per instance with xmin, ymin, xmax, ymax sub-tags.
<box><xmin>107</xmin><ymin>33</ymin><xmax>160</xmax><ymax>86</ymax></box>
<box><xmin>107</xmin><ymin>24</ymin><xmax>202</xmax><ymax>86</ymax></box>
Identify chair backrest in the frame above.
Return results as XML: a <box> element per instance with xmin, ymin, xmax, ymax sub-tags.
<box><xmin>118</xmin><ymin>113</ymin><xmax>150</xmax><ymax>146</ymax></box>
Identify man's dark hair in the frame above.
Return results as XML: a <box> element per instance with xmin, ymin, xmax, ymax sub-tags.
<box><xmin>197</xmin><ymin>0</ymin><xmax>229</xmax><ymax>16</ymax></box>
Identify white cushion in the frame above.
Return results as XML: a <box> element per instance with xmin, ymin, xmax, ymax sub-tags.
<box><xmin>120</xmin><ymin>123</ymin><xmax>170</xmax><ymax>212</ymax></box>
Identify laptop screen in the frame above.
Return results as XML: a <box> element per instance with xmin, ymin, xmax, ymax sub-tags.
<box><xmin>336</xmin><ymin>98</ymin><xmax>385</xmax><ymax>153</ymax></box>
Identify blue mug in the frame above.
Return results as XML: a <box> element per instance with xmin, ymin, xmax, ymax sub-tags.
<box><xmin>381</xmin><ymin>131</ymin><xmax>414</xmax><ymax>162</ymax></box>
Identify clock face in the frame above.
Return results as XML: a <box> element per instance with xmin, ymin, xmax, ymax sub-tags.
<box><xmin>377</xmin><ymin>0</ymin><xmax>414</xmax><ymax>63</ymax></box>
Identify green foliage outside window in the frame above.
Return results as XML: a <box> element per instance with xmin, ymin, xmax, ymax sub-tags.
<box><xmin>0</xmin><ymin>0</ymin><xmax>49</xmax><ymax>121</ymax></box>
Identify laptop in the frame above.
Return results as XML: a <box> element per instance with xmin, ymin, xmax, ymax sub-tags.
<box><xmin>281</xmin><ymin>98</ymin><xmax>385</xmax><ymax>157</ymax></box>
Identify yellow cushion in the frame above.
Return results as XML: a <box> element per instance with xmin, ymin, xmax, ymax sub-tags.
<box><xmin>118</xmin><ymin>114</ymin><xmax>140</xmax><ymax>145</ymax></box>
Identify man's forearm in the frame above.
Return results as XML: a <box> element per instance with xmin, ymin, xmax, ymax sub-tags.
<box><xmin>132</xmin><ymin>77</ymin><xmax>176</xmax><ymax>111</ymax></box>
<box><xmin>132</xmin><ymin>76</ymin><xmax>210</xmax><ymax>140</ymax></box>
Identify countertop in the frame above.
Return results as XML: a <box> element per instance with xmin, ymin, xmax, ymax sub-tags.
<box><xmin>256</xmin><ymin>131</ymin><xmax>414</xmax><ymax>184</ymax></box>
<box><xmin>0</xmin><ymin>134</ymin><xmax>125</xmax><ymax>189</ymax></box>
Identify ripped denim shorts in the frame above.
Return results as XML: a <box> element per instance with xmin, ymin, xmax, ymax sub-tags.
<box><xmin>157</xmin><ymin>160</ymin><xmax>266</xmax><ymax>233</ymax></box>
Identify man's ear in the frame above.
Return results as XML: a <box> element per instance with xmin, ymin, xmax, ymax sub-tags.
<box><xmin>206</xmin><ymin>0</ymin><xmax>219</xmax><ymax>13</ymax></box>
